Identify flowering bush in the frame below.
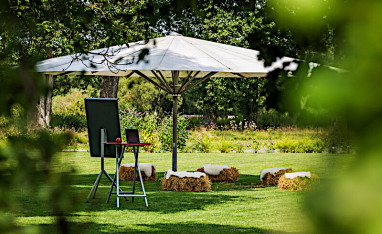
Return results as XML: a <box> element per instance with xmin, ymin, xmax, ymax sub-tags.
<box><xmin>119</xmin><ymin>106</ymin><xmax>157</xmax><ymax>151</ymax></box>
<box><xmin>119</xmin><ymin>108</ymin><xmax>190</xmax><ymax>152</ymax></box>
<box><xmin>251</xmin><ymin>140</ymin><xmax>276</xmax><ymax>153</ymax></box>
<box><xmin>191</xmin><ymin>134</ymin><xmax>211</xmax><ymax>153</ymax></box>
<box><xmin>232</xmin><ymin>141</ymin><xmax>245</xmax><ymax>153</ymax></box>
<box><xmin>119</xmin><ymin>107</ymin><xmax>145</xmax><ymax>131</ymax></box>
<box><xmin>157</xmin><ymin>114</ymin><xmax>190</xmax><ymax>151</ymax></box>
<box><xmin>267</xmin><ymin>141</ymin><xmax>275</xmax><ymax>151</ymax></box>
<box><xmin>140</xmin><ymin>114</ymin><xmax>158</xmax><ymax>152</ymax></box>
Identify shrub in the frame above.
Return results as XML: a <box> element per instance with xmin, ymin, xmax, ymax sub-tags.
<box><xmin>140</xmin><ymin>114</ymin><xmax>158</xmax><ymax>152</ymax></box>
<box><xmin>50</xmin><ymin>114</ymin><xmax>87</xmax><ymax>131</ymax></box>
<box><xmin>62</xmin><ymin>129</ymin><xmax>85</xmax><ymax>151</ymax></box>
<box><xmin>51</xmin><ymin>88</ymin><xmax>90</xmax><ymax>130</ymax></box>
<box><xmin>52</xmin><ymin>89</ymin><xmax>88</xmax><ymax>116</ymax></box>
<box><xmin>216</xmin><ymin>117</ymin><xmax>257</xmax><ymax>131</ymax></box>
<box><xmin>257</xmin><ymin>110</ymin><xmax>295</xmax><ymax>129</ymax></box>
<box><xmin>119</xmin><ymin>107</ymin><xmax>145</xmax><ymax>131</ymax></box>
<box><xmin>119</xmin><ymin>108</ymin><xmax>159</xmax><ymax>151</ymax></box>
<box><xmin>190</xmin><ymin>134</ymin><xmax>212</xmax><ymax>152</ymax></box>
<box><xmin>232</xmin><ymin>141</ymin><xmax>245</xmax><ymax>153</ymax></box>
<box><xmin>187</xmin><ymin>116</ymin><xmax>203</xmax><ymax>130</ymax></box>
<box><xmin>157</xmin><ymin>114</ymin><xmax>190</xmax><ymax>151</ymax></box>
<box><xmin>216</xmin><ymin>137</ymin><xmax>231</xmax><ymax>153</ymax></box>
<box><xmin>274</xmin><ymin>137</ymin><xmax>326</xmax><ymax>153</ymax></box>
<box><xmin>216</xmin><ymin>119</ymin><xmax>230</xmax><ymax>130</ymax></box>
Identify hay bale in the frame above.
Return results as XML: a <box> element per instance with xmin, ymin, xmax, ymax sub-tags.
<box><xmin>197</xmin><ymin>166</ymin><xmax>239</xmax><ymax>182</ymax></box>
<box><xmin>161</xmin><ymin>170</ymin><xmax>211</xmax><ymax>192</ymax></box>
<box><xmin>278</xmin><ymin>172</ymin><xmax>320</xmax><ymax>191</ymax></box>
<box><xmin>119</xmin><ymin>163</ymin><xmax>156</xmax><ymax>181</ymax></box>
<box><xmin>260</xmin><ymin>167</ymin><xmax>294</xmax><ymax>186</ymax></box>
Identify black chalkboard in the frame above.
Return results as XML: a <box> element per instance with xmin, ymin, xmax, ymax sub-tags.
<box><xmin>85</xmin><ymin>98</ymin><xmax>121</xmax><ymax>157</ymax></box>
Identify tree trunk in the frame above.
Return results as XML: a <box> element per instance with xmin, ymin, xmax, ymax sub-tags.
<box><xmin>37</xmin><ymin>74</ymin><xmax>53</xmax><ymax>127</ymax></box>
<box><xmin>100</xmin><ymin>76</ymin><xmax>119</xmax><ymax>98</ymax></box>
<box><xmin>203</xmin><ymin>105</ymin><xmax>217</xmax><ymax>129</ymax></box>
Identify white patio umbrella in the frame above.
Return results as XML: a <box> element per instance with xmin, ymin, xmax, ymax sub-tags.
<box><xmin>36</xmin><ymin>33</ymin><xmax>299</xmax><ymax>171</ymax></box>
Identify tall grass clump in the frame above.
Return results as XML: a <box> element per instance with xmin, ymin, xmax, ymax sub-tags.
<box><xmin>216</xmin><ymin>137</ymin><xmax>231</xmax><ymax>153</ymax></box>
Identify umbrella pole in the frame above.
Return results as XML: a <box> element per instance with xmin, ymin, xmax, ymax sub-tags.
<box><xmin>172</xmin><ymin>96</ymin><xmax>178</xmax><ymax>171</ymax></box>
<box><xmin>171</xmin><ymin>71</ymin><xmax>181</xmax><ymax>171</ymax></box>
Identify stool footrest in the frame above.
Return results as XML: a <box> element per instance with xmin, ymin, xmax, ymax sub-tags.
<box><xmin>117</xmin><ymin>194</ymin><xmax>147</xmax><ymax>197</ymax></box>
<box><xmin>110</xmin><ymin>191</ymin><xmax>135</xmax><ymax>194</ymax></box>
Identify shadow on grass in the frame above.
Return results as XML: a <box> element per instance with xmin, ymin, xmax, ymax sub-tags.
<box><xmin>15</xmin><ymin>172</ymin><xmax>272</xmax><ymax>217</ymax></box>
<box><xmin>74</xmin><ymin>172</ymin><xmax>265</xmax><ymax>190</ymax></box>
<box><xmin>39</xmin><ymin>221</ymin><xmax>288</xmax><ymax>233</ymax></box>
<box><xmin>211</xmin><ymin>174</ymin><xmax>273</xmax><ymax>191</ymax></box>
<box><xmin>75</xmin><ymin>186</ymin><xmax>255</xmax><ymax>213</ymax></box>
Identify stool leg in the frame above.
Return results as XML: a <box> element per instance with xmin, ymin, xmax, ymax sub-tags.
<box><xmin>131</xmin><ymin>147</ymin><xmax>138</xmax><ymax>203</ymax></box>
<box><xmin>107</xmin><ymin>146</ymin><xmax>127</xmax><ymax>204</ymax></box>
<box><xmin>116</xmin><ymin>146</ymin><xmax>120</xmax><ymax>208</ymax></box>
<box><xmin>136</xmin><ymin>162</ymin><xmax>148</xmax><ymax>207</ymax></box>
<box><xmin>106</xmin><ymin>172</ymin><xmax>128</xmax><ymax>203</ymax></box>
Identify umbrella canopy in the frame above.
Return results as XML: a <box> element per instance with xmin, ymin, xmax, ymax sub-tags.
<box><xmin>36</xmin><ymin>33</ymin><xmax>298</xmax><ymax>78</ymax></box>
<box><xmin>36</xmin><ymin>34</ymin><xmax>299</xmax><ymax>171</ymax></box>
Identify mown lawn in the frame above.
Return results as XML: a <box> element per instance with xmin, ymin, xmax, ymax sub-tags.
<box><xmin>13</xmin><ymin>152</ymin><xmax>354</xmax><ymax>233</ymax></box>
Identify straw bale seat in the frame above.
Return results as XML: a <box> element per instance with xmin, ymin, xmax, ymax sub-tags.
<box><xmin>260</xmin><ymin>167</ymin><xmax>294</xmax><ymax>186</ymax></box>
<box><xmin>161</xmin><ymin>170</ymin><xmax>211</xmax><ymax>192</ymax></box>
<box><xmin>278</xmin><ymin>172</ymin><xmax>320</xmax><ymax>191</ymax></box>
<box><xmin>197</xmin><ymin>164</ymin><xmax>239</xmax><ymax>182</ymax></box>
<box><xmin>119</xmin><ymin>163</ymin><xmax>156</xmax><ymax>181</ymax></box>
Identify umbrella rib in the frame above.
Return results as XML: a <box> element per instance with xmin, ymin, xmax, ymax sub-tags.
<box><xmin>134</xmin><ymin>70</ymin><xmax>168</xmax><ymax>92</ymax></box>
<box><xmin>125</xmin><ymin>71</ymin><xmax>135</xmax><ymax>79</ymax></box>
<box><xmin>58</xmin><ymin>71</ymin><xmax>73</xmax><ymax>76</ymax></box>
<box><xmin>178</xmin><ymin>71</ymin><xmax>193</xmax><ymax>94</ymax></box>
<box><xmin>157</xmin><ymin>71</ymin><xmax>173</xmax><ymax>92</ymax></box>
<box><xmin>178</xmin><ymin>71</ymin><xmax>199</xmax><ymax>94</ymax></box>
<box><xmin>231</xmin><ymin>72</ymin><xmax>246</xmax><ymax>78</ymax></box>
<box><xmin>181</xmin><ymin>72</ymin><xmax>217</xmax><ymax>94</ymax></box>
<box><xmin>151</xmin><ymin>71</ymin><xmax>172</xmax><ymax>93</ymax></box>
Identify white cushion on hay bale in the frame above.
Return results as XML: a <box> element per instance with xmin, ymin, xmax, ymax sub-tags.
<box><xmin>278</xmin><ymin>172</ymin><xmax>320</xmax><ymax>191</ymax></box>
<box><xmin>260</xmin><ymin>167</ymin><xmax>294</xmax><ymax>186</ymax></box>
<box><xmin>119</xmin><ymin>163</ymin><xmax>156</xmax><ymax>181</ymax></box>
<box><xmin>161</xmin><ymin>169</ymin><xmax>211</xmax><ymax>192</ymax></box>
<box><xmin>197</xmin><ymin>164</ymin><xmax>240</xmax><ymax>182</ymax></box>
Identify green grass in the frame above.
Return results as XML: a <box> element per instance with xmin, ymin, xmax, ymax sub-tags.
<box><xmin>13</xmin><ymin>152</ymin><xmax>354</xmax><ymax>233</ymax></box>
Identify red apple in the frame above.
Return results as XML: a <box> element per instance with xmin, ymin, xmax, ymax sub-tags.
<box><xmin>116</xmin><ymin>138</ymin><xmax>121</xmax><ymax>143</ymax></box>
